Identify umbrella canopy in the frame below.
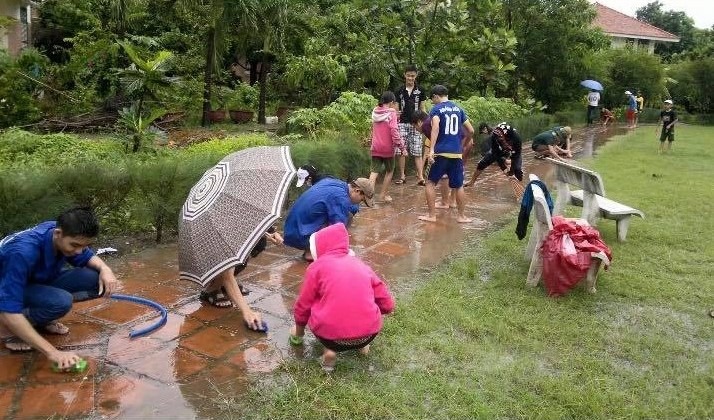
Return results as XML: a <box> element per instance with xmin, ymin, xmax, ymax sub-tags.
<box><xmin>580</xmin><ymin>79</ymin><xmax>603</xmax><ymax>91</ymax></box>
<box><xmin>178</xmin><ymin>146</ymin><xmax>295</xmax><ymax>286</ymax></box>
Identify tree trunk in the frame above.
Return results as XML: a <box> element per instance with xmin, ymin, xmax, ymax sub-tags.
<box><xmin>132</xmin><ymin>133</ymin><xmax>141</xmax><ymax>153</ymax></box>
<box><xmin>257</xmin><ymin>60</ymin><xmax>270</xmax><ymax>124</ymax></box>
<box><xmin>155</xmin><ymin>213</ymin><xmax>163</xmax><ymax>243</ymax></box>
<box><xmin>249</xmin><ymin>59</ymin><xmax>259</xmax><ymax>85</ymax></box>
<box><xmin>201</xmin><ymin>28</ymin><xmax>215</xmax><ymax>127</ymax></box>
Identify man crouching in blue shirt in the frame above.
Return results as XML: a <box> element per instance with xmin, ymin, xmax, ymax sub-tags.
<box><xmin>0</xmin><ymin>207</ymin><xmax>117</xmax><ymax>369</ymax></box>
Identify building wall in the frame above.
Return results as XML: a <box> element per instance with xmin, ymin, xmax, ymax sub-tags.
<box><xmin>609</xmin><ymin>36</ymin><xmax>655</xmax><ymax>54</ymax></box>
<box><xmin>0</xmin><ymin>0</ymin><xmax>31</xmax><ymax>56</ymax></box>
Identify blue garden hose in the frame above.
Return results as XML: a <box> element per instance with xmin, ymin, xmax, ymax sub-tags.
<box><xmin>110</xmin><ymin>294</ymin><xmax>168</xmax><ymax>338</ymax></box>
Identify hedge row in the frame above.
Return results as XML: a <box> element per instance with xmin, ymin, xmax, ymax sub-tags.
<box><xmin>0</xmin><ymin>130</ymin><xmax>371</xmax><ymax>241</ymax></box>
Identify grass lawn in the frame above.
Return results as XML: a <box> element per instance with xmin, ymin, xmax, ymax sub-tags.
<box><xmin>237</xmin><ymin>124</ymin><xmax>714</xmax><ymax>419</ymax></box>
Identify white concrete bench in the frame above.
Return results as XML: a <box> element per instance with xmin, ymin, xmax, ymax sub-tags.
<box><xmin>524</xmin><ymin>174</ymin><xmax>608</xmax><ymax>293</ymax></box>
<box><xmin>545</xmin><ymin>158</ymin><xmax>644</xmax><ymax>242</ymax></box>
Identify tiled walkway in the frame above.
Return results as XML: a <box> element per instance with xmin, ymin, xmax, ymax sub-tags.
<box><xmin>0</xmin><ymin>126</ymin><xmax>614</xmax><ymax>418</ymax></box>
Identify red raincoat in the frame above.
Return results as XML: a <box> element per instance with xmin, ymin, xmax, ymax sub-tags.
<box><xmin>540</xmin><ymin>216</ymin><xmax>612</xmax><ymax>296</ymax></box>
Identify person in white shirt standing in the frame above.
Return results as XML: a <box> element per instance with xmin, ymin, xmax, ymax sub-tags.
<box><xmin>587</xmin><ymin>89</ymin><xmax>600</xmax><ymax>125</ymax></box>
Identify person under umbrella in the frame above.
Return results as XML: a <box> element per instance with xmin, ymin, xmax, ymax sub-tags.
<box><xmin>179</xmin><ymin>146</ymin><xmax>296</xmax><ymax>332</ymax></box>
<box><xmin>197</xmin><ymin>228</ymin><xmax>283</xmax><ymax>331</ymax></box>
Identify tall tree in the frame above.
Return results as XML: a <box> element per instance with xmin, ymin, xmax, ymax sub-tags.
<box><xmin>504</xmin><ymin>0</ymin><xmax>609</xmax><ymax>110</ymax></box>
<box><xmin>636</xmin><ymin>1</ymin><xmax>697</xmax><ymax>60</ymax></box>
<box><xmin>176</xmin><ymin>0</ymin><xmax>257</xmax><ymax>126</ymax></box>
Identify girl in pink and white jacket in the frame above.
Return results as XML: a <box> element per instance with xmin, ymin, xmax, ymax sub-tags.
<box><xmin>368</xmin><ymin>91</ymin><xmax>406</xmax><ymax>204</ymax></box>
<box><xmin>289</xmin><ymin>222</ymin><xmax>395</xmax><ymax>372</ymax></box>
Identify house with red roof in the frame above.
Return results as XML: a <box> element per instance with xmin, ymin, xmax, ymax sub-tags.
<box><xmin>593</xmin><ymin>2</ymin><xmax>679</xmax><ymax>54</ymax></box>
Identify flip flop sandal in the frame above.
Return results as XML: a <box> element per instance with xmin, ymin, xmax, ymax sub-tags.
<box><xmin>4</xmin><ymin>336</ymin><xmax>32</xmax><ymax>352</ymax></box>
<box><xmin>220</xmin><ymin>284</ymin><xmax>250</xmax><ymax>297</ymax></box>
<box><xmin>394</xmin><ymin>178</ymin><xmax>406</xmax><ymax>185</ymax></box>
<box><xmin>417</xmin><ymin>180</ymin><xmax>426</xmax><ymax>186</ymax></box>
<box><xmin>199</xmin><ymin>290</ymin><xmax>232</xmax><ymax>308</ymax></box>
<box><xmin>289</xmin><ymin>335</ymin><xmax>304</xmax><ymax>346</ymax></box>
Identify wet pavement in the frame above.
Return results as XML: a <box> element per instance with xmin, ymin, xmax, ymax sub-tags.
<box><xmin>0</xmin><ymin>126</ymin><xmax>624</xmax><ymax>419</ymax></box>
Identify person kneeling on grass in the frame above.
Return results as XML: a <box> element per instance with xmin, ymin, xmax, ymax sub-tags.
<box><xmin>198</xmin><ymin>227</ymin><xmax>282</xmax><ymax>331</ymax></box>
<box><xmin>0</xmin><ymin>207</ymin><xmax>118</xmax><ymax>369</ymax></box>
<box><xmin>289</xmin><ymin>223</ymin><xmax>395</xmax><ymax>373</ymax></box>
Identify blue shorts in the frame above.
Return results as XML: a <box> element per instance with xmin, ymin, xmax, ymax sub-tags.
<box><xmin>427</xmin><ymin>156</ymin><xmax>463</xmax><ymax>188</ymax></box>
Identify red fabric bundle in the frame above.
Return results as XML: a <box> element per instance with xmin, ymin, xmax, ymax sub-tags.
<box><xmin>540</xmin><ymin>216</ymin><xmax>612</xmax><ymax>296</ymax></box>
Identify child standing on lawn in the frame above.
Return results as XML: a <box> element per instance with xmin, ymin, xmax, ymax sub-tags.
<box><xmin>369</xmin><ymin>91</ymin><xmax>406</xmax><ymax>204</ymax></box>
<box><xmin>657</xmin><ymin>99</ymin><xmax>678</xmax><ymax>153</ymax></box>
<box><xmin>289</xmin><ymin>223</ymin><xmax>395</xmax><ymax>372</ymax></box>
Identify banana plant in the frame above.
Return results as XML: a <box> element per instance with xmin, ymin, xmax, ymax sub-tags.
<box><xmin>116</xmin><ymin>41</ymin><xmax>178</xmax><ymax>151</ymax></box>
<box><xmin>118</xmin><ymin>103</ymin><xmax>167</xmax><ymax>152</ymax></box>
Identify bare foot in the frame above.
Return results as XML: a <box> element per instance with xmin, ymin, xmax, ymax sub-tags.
<box><xmin>359</xmin><ymin>344</ymin><xmax>370</xmax><ymax>355</ymax></box>
<box><xmin>383</xmin><ymin>195</ymin><xmax>393</xmax><ymax>203</ymax></box>
<box><xmin>42</xmin><ymin>321</ymin><xmax>70</xmax><ymax>335</ymax></box>
<box><xmin>457</xmin><ymin>216</ymin><xmax>473</xmax><ymax>223</ymax></box>
<box><xmin>435</xmin><ymin>203</ymin><xmax>450</xmax><ymax>209</ymax></box>
<box><xmin>418</xmin><ymin>215</ymin><xmax>437</xmax><ymax>222</ymax></box>
<box><xmin>4</xmin><ymin>337</ymin><xmax>32</xmax><ymax>352</ymax></box>
<box><xmin>321</xmin><ymin>349</ymin><xmax>337</xmax><ymax>373</ymax></box>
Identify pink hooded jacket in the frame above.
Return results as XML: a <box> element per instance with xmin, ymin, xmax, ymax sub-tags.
<box><xmin>293</xmin><ymin>223</ymin><xmax>395</xmax><ymax>340</ymax></box>
<box><xmin>371</xmin><ymin>105</ymin><xmax>404</xmax><ymax>158</ymax></box>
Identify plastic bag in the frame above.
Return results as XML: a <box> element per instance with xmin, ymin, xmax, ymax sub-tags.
<box><xmin>540</xmin><ymin>216</ymin><xmax>612</xmax><ymax>296</ymax></box>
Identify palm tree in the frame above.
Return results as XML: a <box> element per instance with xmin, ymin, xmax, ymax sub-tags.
<box><xmin>117</xmin><ymin>41</ymin><xmax>178</xmax><ymax>151</ymax></box>
<box><xmin>176</xmin><ymin>0</ymin><xmax>257</xmax><ymax>126</ymax></box>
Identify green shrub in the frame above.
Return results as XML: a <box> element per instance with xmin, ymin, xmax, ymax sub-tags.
<box><xmin>287</xmin><ymin>134</ymin><xmax>370</xmax><ymax>205</ymax></box>
<box><xmin>0</xmin><ymin>49</ymin><xmax>46</xmax><ymax>128</ymax></box>
<box><xmin>637</xmin><ymin>107</ymin><xmax>662</xmax><ymax>124</ymax></box>
<box><xmin>454</xmin><ymin>96</ymin><xmax>530</xmax><ymax>124</ymax></box>
<box><xmin>287</xmin><ymin>91</ymin><xmax>376</xmax><ymax>138</ymax></box>
<box><xmin>128</xmin><ymin>156</ymin><xmax>209</xmax><ymax>243</ymax></box>
<box><xmin>0</xmin><ymin>169</ymin><xmax>69</xmax><ymax>237</ymax></box>
<box><xmin>179</xmin><ymin>133</ymin><xmax>274</xmax><ymax>160</ymax></box>
<box><xmin>54</xmin><ymin>162</ymin><xmax>133</xmax><ymax>219</ymax></box>
<box><xmin>0</xmin><ymin>129</ymin><xmax>123</xmax><ymax>169</ymax></box>
<box><xmin>509</xmin><ymin>114</ymin><xmax>557</xmax><ymax>140</ymax></box>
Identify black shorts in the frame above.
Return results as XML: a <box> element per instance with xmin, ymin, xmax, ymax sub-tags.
<box><xmin>316</xmin><ymin>333</ymin><xmax>378</xmax><ymax>352</ymax></box>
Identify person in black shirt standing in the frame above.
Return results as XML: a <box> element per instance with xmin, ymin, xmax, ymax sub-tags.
<box><xmin>657</xmin><ymin>99</ymin><xmax>678</xmax><ymax>154</ymax></box>
<box><xmin>394</xmin><ymin>64</ymin><xmax>427</xmax><ymax>185</ymax></box>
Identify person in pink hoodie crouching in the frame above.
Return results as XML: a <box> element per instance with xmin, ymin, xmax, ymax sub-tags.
<box><xmin>369</xmin><ymin>91</ymin><xmax>406</xmax><ymax>204</ymax></box>
<box><xmin>289</xmin><ymin>223</ymin><xmax>395</xmax><ymax>372</ymax></box>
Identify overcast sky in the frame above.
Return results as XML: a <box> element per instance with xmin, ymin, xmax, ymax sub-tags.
<box><xmin>592</xmin><ymin>0</ymin><xmax>713</xmax><ymax>29</ymax></box>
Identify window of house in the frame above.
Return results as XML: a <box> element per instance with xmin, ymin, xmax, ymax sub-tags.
<box><xmin>20</xmin><ymin>7</ymin><xmax>28</xmax><ymax>24</ymax></box>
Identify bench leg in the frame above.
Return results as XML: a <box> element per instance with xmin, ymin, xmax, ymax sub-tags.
<box><xmin>583</xmin><ymin>259</ymin><xmax>602</xmax><ymax>294</ymax></box>
<box><xmin>616</xmin><ymin>216</ymin><xmax>631</xmax><ymax>242</ymax></box>
<box><xmin>526</xmin><ymin>247</ymin><xmax>543</xmax><ymax>287</ymax></box>
<box><xmin>525</xmin><ymin>221</ymin><xmax>546</xmax><ymax>261</ymax></box>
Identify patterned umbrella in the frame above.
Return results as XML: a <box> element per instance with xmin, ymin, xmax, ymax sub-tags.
<box><xmin>178</xmin><ymin>146</ymin><xmax>295</xmax><ymax>286</ymax></box>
